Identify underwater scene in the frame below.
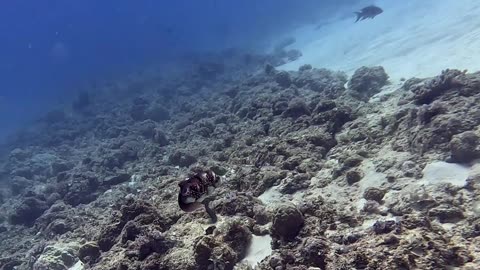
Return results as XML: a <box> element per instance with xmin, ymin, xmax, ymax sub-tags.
<box><xmin>1</xmin><ymin>0</ymin><xmax>480</xmax><ymax>269</ymax></box>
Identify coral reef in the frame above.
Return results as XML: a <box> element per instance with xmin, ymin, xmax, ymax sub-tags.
<box><xmin>1</xmin><ymin>49</ymin><xmax>480</xmax><ymax>270</ymax></box>
<box><xmin>348</xmin><ymin>66</ymin><xmax>389</xmax><ymax>101</ymax></box>
<box><xmin>271</xmin><ymin>204</ymin><xmax>304</xmax><ymax>240</ymax></box>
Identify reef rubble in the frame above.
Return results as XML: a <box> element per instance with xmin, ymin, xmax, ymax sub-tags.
<box><xmin>1</xmin><ymin>50</ymin><xmax>480</xmax><ymax>269</ymax></box>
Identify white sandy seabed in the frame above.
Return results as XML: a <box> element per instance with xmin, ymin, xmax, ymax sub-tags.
<box><xmin>242</xmin><ymin>2</ymin><xmax>480</xmax><ymax>266</ymax></box>
<box><xmin>278</xmin><ymin>0</ymin><xmax>480</xmax><ymax>81</ymax></box>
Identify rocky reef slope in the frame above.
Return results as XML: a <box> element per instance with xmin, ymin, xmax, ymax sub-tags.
<box><xmin>1</xmin><ymin>50</ymin><xmax>480</xmax><ymax>270</ymax></box>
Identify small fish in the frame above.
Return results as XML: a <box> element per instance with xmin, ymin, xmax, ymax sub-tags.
<box><xmin>354</xmin><ymin>5</ymin><xmax>383</xmax><ymax>22</ymax></box>
<box><xmin>178</xmin><ymin>169</ymin><xmax>220</xmax><ymax>223</ymax></box>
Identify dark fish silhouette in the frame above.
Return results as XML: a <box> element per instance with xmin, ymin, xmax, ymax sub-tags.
<box><xmin>178</xmin><ymin>169</ymin><xmax>220</xmax><ymax>223</ymax></box>
<box><xmin>355</xmin><ymin>5</ymin><xmax>383</xmax><ymax>22</ymax></box>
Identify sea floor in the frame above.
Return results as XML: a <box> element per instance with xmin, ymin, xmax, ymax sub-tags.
<box><xmin>1</xmin><ymin>4</ymin><xmax>480</xmax><ymax>268</ymax></box>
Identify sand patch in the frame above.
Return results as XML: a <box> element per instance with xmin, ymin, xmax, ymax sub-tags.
<box><xmin>240</xmin><ymin>235</ymin><xmax>272</xmax><ymax>267</ymax></box>
<box><xmin>421</xmin><ymin>161</ymin><xmax>470</xmax><ymax>187</ymax></box>
<box><xmin>279</xmin><ymin>0</ymin><xmax>480</xmax><ymax>81</ymax></box>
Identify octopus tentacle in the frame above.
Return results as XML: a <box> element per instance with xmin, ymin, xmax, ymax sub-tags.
<box><xmin>203</xmin><ymin>199</ymin><xmax>217</xmax><ymax>224</ymax></box>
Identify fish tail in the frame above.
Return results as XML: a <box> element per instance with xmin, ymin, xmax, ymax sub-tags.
<box><xmin>354</xmin><ymin>12</ymin><xmax>362</xmax><ymax>22</ymax></box>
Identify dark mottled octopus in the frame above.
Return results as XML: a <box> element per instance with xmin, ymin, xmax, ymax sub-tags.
<box><xmin>178</xmin><ymin>169</ymin><xmax>220</xmax><ymax>223</ymax></box>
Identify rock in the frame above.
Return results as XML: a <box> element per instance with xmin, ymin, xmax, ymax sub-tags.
<box><xmin>46</xmin><ymin>219</ymin><xmax>70</xmax><ymax>235</ymax></box>
<box><xmin>260</xmin><ymin>170</ymin><xmax>286</xmax><ymax>188</ymax></box>
<box><xmin>298</xmin><ymin>237</ymin><xmax>329</xmax><ymax>268</ymax></box>
<box><xmin>265</xmin><ymin>63</ymin><xmax>276</xmax><ymax>75</ymax></box>
<box><xmin>134</xmin><ymin>230</ymin><xmax>173</xmax><ymax>260</ymax></box>
<box><xmin>10</xmin><ymin>176</ymin><xmax>32</xmax><ymax>195</ymax></box>
<box><xmin>46</xmin><ymin>192</ymin><xmax>62</xmax><ymax>205</ymax></box>
<box><xmin>294</xmin><ymin>68</ymin><xmax>347</xmax><ymax>97</ymax></box>
<box><xmin>362</xmin><ymin>200</ymin><xmax>380</xmax><ymax>214</ymax></box>
<box><xmin>194</xmin><ymin>236</ymin><xmax>216</xmax><ymax>267</ymax></box>
<box><xmin>115</xmin><ymin>141</ymin><xmax>140</xmax><ymax>164</ymax></box>
<box><xmin>416</xmin><ymin>101</ymin><xmax>447</xmax><ymax>125</ymax></box>
<box><xmin>103</xmin><ymin>173</ymin><xmax>131</xmax><ymax>187</ymax></box>
<box><xmin>130</xmin><ymin>98</ymin><xmax>149</xmax><ymax>121</ymax></box>
<box><xmin>363</xmin><ymin>187</ymin><xmax>386</xmax><ymax>203</ymax></box>
<box><xmin>138</xmin><ymin>120</ymin><xmax>156</xmax><ymax>138</ymax></box>
<box><xmin>59</xmin><ymin>173</ymin><xmax>99</xmax><ymax>206</ymax></box>
<box><xmin>253</xmin><ymin>205</ymin><xmax>270</xmax><ymax>225</ymax></box>
<box><xmin>343</xmin><ymin>154</ymin><xmax>364</xmax><ymax>168</ymax></box>
<box><xmin>311</xmin><ymin>102</ymin><xmax>353</xmax><ymax>133</ymax></box>
<box><xmin>275</xmin><ymin>71</ymin><xmax>292</xmax><ymax>88</ymax></box>
<box><xmin>10</xmin><ymin>197</ymin><xmax>49</xmax><ymax>226</ymax></box>
<box><xmin>9</xmin><ymin>148</ymin><xmax>30</xmax><ymax>161</ymax></box>
<box><xmin>282</xmin><ymin>98</ymin><xmax>310</xmax><ymax>118</ymax></box>
<box><xmin>271</xmin><ymin>204</ymin><xmax>304</xmax><ymax>240</ymax></box>
<box><xmin>194</xmin><ymin>236</ymin><xmax>236</xmax><ymax>270</ymax></box>
<box><xmin>304</xmin><ymin>128</ymin><xmax>337</xmax><ymax>152</ymax></box>
<box><xmin>428</xmin><ymin>204</ymin><xmax>465</xmax><ymax>223</ymax></box>
<box><xmin>221</xmin><ymin>219</ymin><xmax>252</xmax><ymax>259</ymax></box>
<box><xmin>50</xmin><ymin>161</ymin><xmax>73</xmax><ymax>175</ymax></box>
<box><xmin>96</xmin><ymin>200</ymin><xmax>175</xmax><ymax>256</ymax></box>
<box><xmin>153</xmin><ymin>128</ymin><xmax>169</xmax><ymax>146</ymax></box>
<box><xmin>204</xmin><ymin>226</ymin><xmax>216</xmax><ymax>236</ymax></box>
<box><xmin>210</xmin><ymin>164</ymin><xmax>228</xmax><ymax>176</ymax></box>
<box><xmin>372</xmin><ymin>220</ymin><xmax>397</xmax><ymax>234</ymax></box>
<box><xmin>216</xmin><ymin>194</ymin><xmax>259</xmax><ymax>218</ymax></box>
<box><xmin>408</xmin><ymin>69</ymin><xmax>464</xmax><ymax>104</ymax></box>
<box><xmin>282</xmin><ymin>156</ymin><xmax>302</xmax><ymax>171</ymax></box>
<box><xmin>281</xmin><ymin>173</ymin><xmax>311</xmax><ymax>194</ymax></box>
<box><xmin>78</xmin><ymin>242</ymin><xmax>101</xmax><ymax>264</ymax></box>
<box><xmin>449</xmin><ymin>131</ymin><xmax>480</xmax><ymax>163</ymax></box>
<box><xmin>297</xmin><ymin>159</ymin><xmax>322</xmax><ymax>174</ymax></box>
<box><xmin>12</xmin><ymin>166</ymin><xmax>33</xmax><ymax>179</ymax></box>
<box><xmin>192</xmin><ymin>218</ymin><xmax>253</xmax><ymax>269</ymax></box>
<box><xmin>34</xmin><ymin>202</ymin><xmax>75</xmax><ymax>236</ymax></box>
<box><xmin>272</xmin><ymin>99</ymin><xmax>289</xmax><ymax>116</ymax></box>
<box><xmin>346</xmin><ymin>169</ymin><xmax>363</xmax><ymax>185</ymax></box>
<box><xmin>33</xmin><ymin>244</ymin><xmax>78</xmax><ymax>270</ymax></box>
<box><xmin>168</xmin><ymin>151</ymin><xmax>197</xmax><ymax>167</ymax></box>
<box><xmin>266</xmin><ymin>254</ymin><xmax>284</xmax><ymax>269</ymax></box>
<box><xmin>401</xmin><ymin>160</ymin><xmax>421</xmax><ymax>177</ymax></box>
<box><xmin>299</xmin><ymin>64</ymin><xmax>312</xmax><ymax>72</ymax></box>
<box><xmin>348</xmin><ymin>66</ymin><xmax>389</xmax><ymax>101</ymax></box>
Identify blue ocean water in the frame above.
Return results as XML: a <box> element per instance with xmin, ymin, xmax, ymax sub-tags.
<box><xmin>0</xmin><ymin>0</ymin><xmax>360</xmax><ymax>142</ymax></box>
